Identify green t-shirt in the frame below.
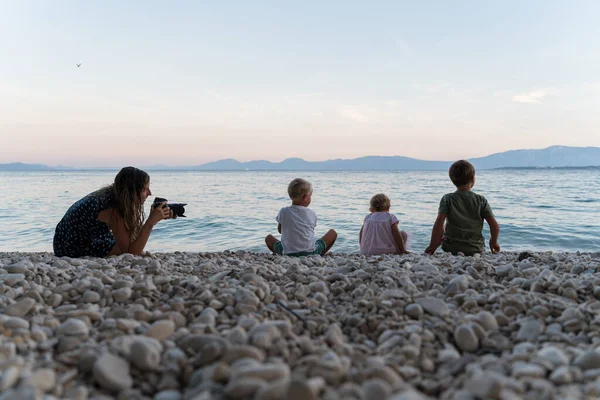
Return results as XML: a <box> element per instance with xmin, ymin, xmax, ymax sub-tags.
<box><xmin>439</xmin><ymin>190</ymin><xmax>494</xmax><ymax>254</ymax></box>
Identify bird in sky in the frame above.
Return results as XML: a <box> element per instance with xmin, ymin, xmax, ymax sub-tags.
<box><xmin>76</xmin><ymin>63</ymin><xmax>81</xmax><ymax>67</ymax></box>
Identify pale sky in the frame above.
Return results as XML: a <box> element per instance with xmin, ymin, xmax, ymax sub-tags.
<box><xmin>1</xmin><ymin>1</ymin><xmax>600</xmax><ymax>167</ymax></box>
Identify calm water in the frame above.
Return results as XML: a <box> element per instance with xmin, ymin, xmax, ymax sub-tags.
<box><xmin>1</xmin><ymin>170</ymin><xmax>599</xmax><ymax>254</ymax></box>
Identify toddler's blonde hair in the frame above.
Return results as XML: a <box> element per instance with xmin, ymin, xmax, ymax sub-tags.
<box><xmin>370</xmin><ymin>193</ymin><xmax>391</xmax><ymax>212</ymax></box>
<box><xmin>288</xmin><ymin>178</ymin><xmax>313</xmax><ymax>200</ymax></box>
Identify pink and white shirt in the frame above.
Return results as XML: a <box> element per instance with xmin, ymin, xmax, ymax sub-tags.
<box><xmin>360</xmin><ymin>212</ymin><xmax>400</xmax><ymax>256</ymax></box>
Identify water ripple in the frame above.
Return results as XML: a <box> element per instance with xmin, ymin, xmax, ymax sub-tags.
<box><xmin>1</xmin><ymin>170</ymin><xmax>599</xmax><ymax>253</ymax></box>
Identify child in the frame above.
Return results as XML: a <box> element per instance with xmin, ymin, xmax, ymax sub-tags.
<box><xmin>359</xmin><ymin>193</ymin><xmax>411</xmax><ymax>256</ymax></box>
<box><xmin>425</xmin><ymin>160</ymin><xmax>500</xmax><ymax>256</ymax></box>
<box><xmin>265</xmin><ymin>178</ymin><xmax>337</xmax><ymax>256</ymax></box>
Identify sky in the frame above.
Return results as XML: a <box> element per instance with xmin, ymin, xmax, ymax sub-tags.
<box><xmin>1</xmin><ymin>1</ymin><xmax>600</xmax><ymax>167</ymax></box>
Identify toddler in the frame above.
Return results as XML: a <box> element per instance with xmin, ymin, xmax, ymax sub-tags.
<box><xmin>359</xmin><ymin>193</ymin><xmax>411</xmax><ymax>256</ymax></box>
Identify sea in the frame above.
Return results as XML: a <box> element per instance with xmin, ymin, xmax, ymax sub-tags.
<box><xmin>1</xmin><ymin>170</ymin><xmax>599</xmax><ymax>254</ymax></box>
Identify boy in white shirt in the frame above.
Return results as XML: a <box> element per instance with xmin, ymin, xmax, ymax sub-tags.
<box><xmin>265</xmin><ymin>178</ymin><xmax>337</xmax><ymax>256</ymax></box>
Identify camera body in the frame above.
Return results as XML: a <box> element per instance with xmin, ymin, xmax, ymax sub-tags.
<box><xmin>152</xmin><ymin>197</ymin><xmax>187</xmax><ymax>217</ymax></box>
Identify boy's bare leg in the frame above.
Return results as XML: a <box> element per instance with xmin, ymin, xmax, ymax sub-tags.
<box><xmin>265</xmin><ymin>235</ymin><xmax>278</xmax><ymax>254</ymax></box>
<box><xmin>321</xmin><ymin>229</ymin><xmax>337</xmax><ymax>255</ymax></box>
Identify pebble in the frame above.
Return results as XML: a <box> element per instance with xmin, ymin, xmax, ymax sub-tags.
<box><xmin>153</xmin><ymin>390</ymin><xmax>181</xmax><ymax>400</ymax></box>
<box><xmin>454</xmin><ymin>324</ymin><xmax>479</xmax><ymax>352</ymax></box>
<box><xmin>25</xmin><ymin>368</ymin><xmax>56</xmax><ymax>392</ymax></box>
<box><xmin>4</xmin><ymin>297</ymin><xmax>36</xmax><ymax>317</ymax></box>
<box><xmin>538</xmin><ymin>346</ymin><xmax>570</xmax><ymax>367</ymax></box>
<box><xmin>465</xmin><ymin>371</ymin><xmax>503</xmax><ymax>398</ymax></box>
<box><xmin>574</xmin><ymin>350</ymin><xmax>600</xmax><ymax>370</ymax></box>
<box><xmin>113</xmin><ymin>287</ymin><xmax>132</xmax><ymax>302</ymax></box>
<box><xmin>476</xmin><ymin>311</ymin><xmax>499</xmax><ymax>332</ymax></box>
<box><xmin>405</xmin><ymin>304</ymin><xmax>424</xmax><ymax>319</ymax></box>
<box><xmin>57</xmin><ymin>318</ymin><xmax>89</xmax><ymax>337</ymax></box>
<box><xmin>129</xmin><ymin>337</ymin><xmax>163</xmax><ymax>370</ymax></box>
<box><xmin>145</xmin><ymin>320</ymin><xmax>176</xmax><ymax>340</ymax></box>
<box><xmin>0</xmin><ymin>250</ymin><xmax>599</xmax><ymax>400</ymax></box>
<box><xmin>83</xmin><ymin>290</ymin><xmax>101</xmax><ymax>303</ymax></box>
<box><xmin>415</xmin><ymin>297</ymin><xmax>450</xmax><ymax>317</ymax></box>
<box><xmin>515</xmin><ymin>318</ymin><xmax>544</xmax><ymax>342</ymax></box>
<box><xmin>93</xmin><ymin>353</ymin><xmax>133</xmax><ymax>392</ymax></box>
<box><xmin>0</xmin><ymin>366</ymin><xmax>21</xmax><ymax>391</ymax></box>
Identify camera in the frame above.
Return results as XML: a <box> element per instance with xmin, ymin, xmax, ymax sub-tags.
<box><xmin>152</xmin><ymin>197</ymin><xmax>187</xmax><ymax>217</ymax></box>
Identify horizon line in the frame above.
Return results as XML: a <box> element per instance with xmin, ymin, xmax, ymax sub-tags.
<box><xmin>2</xmin><ymin>144</ymin><xmax>599</xmax><ymax>169</ymax></box>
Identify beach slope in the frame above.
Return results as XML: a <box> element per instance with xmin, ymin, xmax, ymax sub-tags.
<box><xmin>1</xmin><ymin>251</ymin><xmax>600</xmax><ymax>399</ymax></box>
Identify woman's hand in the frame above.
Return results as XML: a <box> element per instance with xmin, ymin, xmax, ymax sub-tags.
<box><xmin>149</xmin><ymin>202</ymin><xmax>171</xmax><ymax>226</ymax></box>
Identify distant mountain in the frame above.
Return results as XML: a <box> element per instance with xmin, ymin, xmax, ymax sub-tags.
<box><xmin>3</xmin><ymin>146</ymin><xmax>600</xmax><ymax>171</ymax></box>
<box><xmin>191</xmin><ymin>145</ymin><xmax>600</xmax><ymax>171</ymax></box>
<box><xmin>191</xmin><ymin>155</ymin><xmax>450</xmax><ymax>171</ymax></box>
<box><xmin>0</xmin><ymin>162</ymin><xmax>57</xmax><ymax>171</ymax></box>
<box><xmin>469</xmin><ymin>146</ymin><xmax>600</xmax><ymax>169</ymax></box>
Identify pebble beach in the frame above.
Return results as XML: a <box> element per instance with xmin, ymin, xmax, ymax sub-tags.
<box><xmin>2</xmin><ymin>251</ymin><xmax>600</xmax><ymax>400</ymax></box>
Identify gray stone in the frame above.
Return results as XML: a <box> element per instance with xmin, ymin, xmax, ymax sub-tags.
<box><xmin>0</xmin><ymin>366</ymin><xmax>21</xmax><ymax>391</ymax></box>
<box><xmin>538</xmin><ymin>346</ymin><xmax>569</xmax><ymax>367</ymax></box>
<box><xmin>145</xmin><ymin>320</ymin><xmax>176</xmax><ymax>341</ymax></box>
<box><xmin>130</xmin><ymin>337</ymin><xmax>163</xmax><ymax>371</ymax></box>
<box><xmin>515</xmin><ymin>318</ymin><xmax>543</xmax><ymax>342</ymax></box>
<box><xmin>0</xmin><ymin>274</ymin><xmax>25</xmax><ymax>287</ymax></box>
<box><xmin>465</xmin><ymin>371</ymin><xmax>503</xmax><ymax>398</ymax></box>
<box><xmin>454</xmin><ymin>324</ymin><xmax>479</xmax><ymax>352</ymax></box>
<box><xmin>83</xmin><ymin>290</ymin><xmax>101</xmax><ymax>303</ymax></box>
<box><xmin>153</xmin><ymin>390</ymin><xmax>181</xmax><ymax>400</ymax></box>
<box><xmin>476</xmin><ymin>311</ymin><xmax>499</xmax><ymax>332</ymax></box>
<box><xmin>511</xmin><ymin>362</ymin><xmax>546</xmax><ymax>379</ymax></box>
<box><xmin>415</xmin><ymin>297</ymin><xmax>450</xmax><ymax>317</ymax></box>
<box><xmin>93</xmin><ymin>353</ymin><xmax>133</xmax><ymax>392</ymax></box>
<box><xmin>405</xmin><ymin>304</ymin><xmax>424</xmax><ymax>319</ymax></box>
<box><xmin>574</xmin><ymin>350</ymin><xmax>600</xmax><ymax>370</ymax></box>
<box><xmin>4</xmin><ymin>297</ymin><xmax>36</xmax><ymax>317</ymax></box>
<box><xmin>25</xmin><ymin>368</ymin><xmax>56</xmax><ymax>393</ymax></box>
<box><xmin>58</xmin><ymin>318</ymin><xmax>89</xmax><ymax>337</ymax></box>
<box><xmin>113</xmin><ymin>287</ymin><xmax>132</xmax><ymax>302</ymax></box>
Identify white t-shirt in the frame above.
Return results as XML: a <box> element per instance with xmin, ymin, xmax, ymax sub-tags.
<box><xmin>360</xmin><ymin>212</ymin><xmax>399</xmax><ymax>256</ymax></box>
<box><xmin>276</xmin><ymin>205</ymin><xmax>317</xmax><ymax>254</ymax></box>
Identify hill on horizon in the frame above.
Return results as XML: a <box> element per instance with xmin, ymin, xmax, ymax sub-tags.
<box><xmin>2</xmin><ymin>145</ymin><xmax>600</xmax><ymax>171</ymax></box>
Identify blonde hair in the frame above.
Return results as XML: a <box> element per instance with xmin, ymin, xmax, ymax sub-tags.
<box><xmin>369</xmin><ymin>193</ymin><xmax>391</xmax><ymax>212</ymax></box>
<box><xmin>92</xmin><ymin>167</ymin><xmax>148</xmax><ymax>241</ymax></box>
<box><xmin>287</xmin><ymin>178</ymin><xmax>312</xmax><ymax>200</ymax></box>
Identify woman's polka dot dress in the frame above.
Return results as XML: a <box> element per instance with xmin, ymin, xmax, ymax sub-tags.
<box><xmin>53</xmin><ymin>193</ymin><xmax>117</xmax><ymax>257</ymax></box>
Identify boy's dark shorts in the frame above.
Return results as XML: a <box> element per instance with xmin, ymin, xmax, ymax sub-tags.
<box><xmin>442</xmin><ymin>239</ymin><xmax>483</xmax><ymax>257</ymax></box>
<box><xmin>274</xmin><ymin>239</ymin><xmax>327</xmax><ymax>256</ymax></box>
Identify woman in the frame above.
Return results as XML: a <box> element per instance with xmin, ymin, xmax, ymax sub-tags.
<box><xmin>53</xmin><ymin>166</ymin><xmax>172</xmax><ymax>257</ymax></box>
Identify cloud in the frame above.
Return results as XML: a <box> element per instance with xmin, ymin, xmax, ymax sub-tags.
<box><xmin>338</xmin><ymin>107</ymin><xmax>369</xmax><ymax>123</ymax></box>
<box><xmin>512</xmin><ymin>89</ymin><xmax>557</xmax><ymax>104</ymax></box>
<box><xmin>412</xmin><ymin>83</ymin><xmax>450</xmax><ymax>93</ymax></box>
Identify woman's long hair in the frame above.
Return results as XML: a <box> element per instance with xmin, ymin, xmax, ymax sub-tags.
<box><xmin>93</xmin><ymin>167</ymin><xmax>149</xmax><ymax>241</ymax></box>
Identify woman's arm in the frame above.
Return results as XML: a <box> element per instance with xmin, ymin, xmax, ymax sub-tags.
<box><xmin>105</xmin><ymin>203</ymin><xmax>171</xmax><ymax>255</ymax></box>
<box><xmin>359</xmin><ymin>225</ymin><xmax>363</xmax><ymax>243</ymax></box>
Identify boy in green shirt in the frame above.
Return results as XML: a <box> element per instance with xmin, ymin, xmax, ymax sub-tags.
<box><xmin>425</xmin><ymin>160</ymin><xmax>500</xmax><ymax>256</ymax></box>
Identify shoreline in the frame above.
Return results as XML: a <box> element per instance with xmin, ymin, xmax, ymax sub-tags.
<box><xmin>1</xmin><ymin>251</ymin><xmax>600</xmax><ymax>398</ymax></box>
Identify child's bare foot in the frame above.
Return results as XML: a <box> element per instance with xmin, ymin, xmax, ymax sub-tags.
<box><xmin>265</xmin><ymin>234</ymin><xmax>278</xmax><ymax>254</ymax></box>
